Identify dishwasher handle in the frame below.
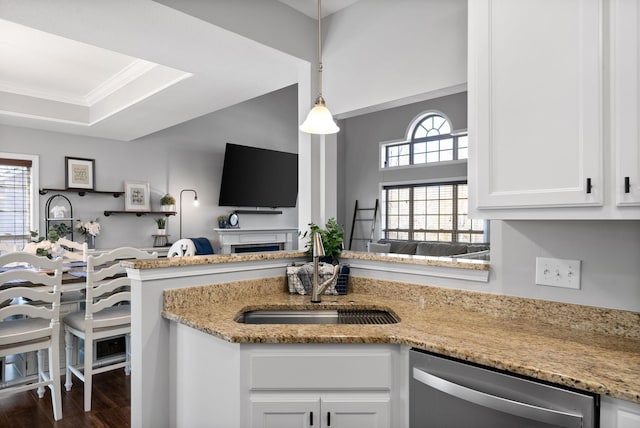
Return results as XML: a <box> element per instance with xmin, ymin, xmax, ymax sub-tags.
<box><xmin>412</xmin><ymin>367</ymin><xmax>583</xmax><ymax>428</ymax></box>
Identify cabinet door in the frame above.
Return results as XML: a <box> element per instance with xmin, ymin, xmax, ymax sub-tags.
<box><xmin>321</xmin><ymin>396</ymin><xmax>390</xmax><ymax>428</ymax></box>
<box><xmin>601</xmin><ymin>396</ymin><xmax>640</xmax><ymax>428</ymax></box>
<box><xmin>469</xmin><ymin>0</ymin><xmax>603</xmax><ymax>211</ymax></box>
<box><xmin>613</xmin><ymin>0</ymin><xmax>640</xmax><ymax>206</ymax></box>
<box><xmin>250</xmin><ymin>397</ymin><xmax>319</xmax><ymax>428</ymax></box>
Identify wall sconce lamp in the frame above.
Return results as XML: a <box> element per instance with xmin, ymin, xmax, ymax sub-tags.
<box><xmin>179</xmin><ymin>189</ymin><xmax>199</xmax><ymax>239</ymax></box>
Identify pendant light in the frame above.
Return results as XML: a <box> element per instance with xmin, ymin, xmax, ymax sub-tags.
<box><xmin>300</xmin><ymin>0</ymin><xmax>340</xmax><ymax>135</ymax></box>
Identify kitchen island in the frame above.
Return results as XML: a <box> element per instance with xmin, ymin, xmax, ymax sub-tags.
<box><xmin>124</xmin><ymin>251</ymin><xmax>639</xmax><ymax>427</ymax></box>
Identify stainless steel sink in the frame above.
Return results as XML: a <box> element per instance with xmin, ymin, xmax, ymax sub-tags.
<box><xmin>235</xmin><ymin>309</ymin><xmax>399</xmax><ymax>325</ymax></box>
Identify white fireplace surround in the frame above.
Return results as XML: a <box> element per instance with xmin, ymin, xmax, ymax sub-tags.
<box><xmin>212</xmin><ymin>228</ymin><xmax>298</xmax><ymax>254</ymax></box>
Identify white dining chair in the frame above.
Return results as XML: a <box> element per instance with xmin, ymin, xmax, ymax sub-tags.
<box><xmin>62</xmin><ymin>246</ymin><xmax>158</xmax><ymax>411</ymax></box>
<box><xmin>167</xmin><ymin>238</ymin><xmax>196</xmax><ymax>257</ymax></box>
<box><xmin>0</xmin><ymin>243</ymin><xmax>17</xmax><ymax>255</ymax></box>
<box><xmin>56</xmin><ymin>237</ymin><xmax>88</xmax><ymax>263</ymax></box>
<box><xmin>0</xmin><ymin>252</ymin><xmax>64</xmax><ymax>421</ymax></box>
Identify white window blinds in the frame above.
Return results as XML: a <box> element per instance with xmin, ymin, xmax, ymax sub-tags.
<box><xmin>0</xmin><ymin>158</ymin><xmax>32</xmax><ymax>248</ymax></box>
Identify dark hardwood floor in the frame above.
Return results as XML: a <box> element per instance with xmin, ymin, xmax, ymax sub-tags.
<box><xmin>0</xmin><ymin>371</ymin><xmax>130</xmax><ymax>427</ymax></box>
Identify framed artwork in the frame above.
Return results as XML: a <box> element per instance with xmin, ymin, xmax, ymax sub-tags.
<box><xmin>65</xmin><ymin>157</ymin><xmax>95</xmax><ymax>190</ymax></box>
<box><xmin>124</xmin><ymin>181</ymin><xmax>151</xmax><ymax>212</ymax></box>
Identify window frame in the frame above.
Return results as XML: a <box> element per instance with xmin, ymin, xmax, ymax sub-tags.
<box><xmin>0</xmin><ymin>152</ymin><xmax>40</xmax><ymax>247</ymax></box>
<box><xmin>379</xmin><ymin>111</ymin><xmax>468</xmax><ymax>170</ymax></box>
<box><xmin>380</xmin><ymin>178</ymin><xmax>486</xmax><ymax>244</ymax></box>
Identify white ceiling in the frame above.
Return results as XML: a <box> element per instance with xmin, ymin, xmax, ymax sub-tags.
<box><xmin>0</xmin><ymin>1</ymin><xmax>310</xmax><ymax>141</ymax></box>
<box><xmin>277</xmin><ymin>0</ymin><xmax>360</xmax><ymax>18</ymax></box>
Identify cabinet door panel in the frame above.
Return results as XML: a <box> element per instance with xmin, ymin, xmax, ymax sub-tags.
<box><xmin>251</xmin><ymin>397</ymin><xmax>319</xmax><ymax>428</ymax></box>
<box><xmin>470</xmin><ymin>0</ymin><xmax>603</xmax><ymax>209</ymax></box>
<box><xmin>613</xmin><ymin>0</ymin><xmax>640</xmax><ymax>206</ymax></box>
<box><xmin>321</xmin><ymin>396</ymin><xmax>390</xmax><ymax>428</ymax></box>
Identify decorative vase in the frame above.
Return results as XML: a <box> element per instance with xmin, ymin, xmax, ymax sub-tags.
<box><xmin>85</xmin><ymin>234</ymin><xmax>96</xmax><ymax>249</ymax></box>
<box><xmin>161</xmin><ymin>204</ymin><xmax>175</xmax><ymax>212</ymax></box>
<box><xmin>218</xmin><ymin>220</ymin><xmax>228</xmax><ymax>229</ymax></box>
<box><xmin>157</xmin><ymin>228</ymin><xmax>166</xmax><ymax>235</ymax></box>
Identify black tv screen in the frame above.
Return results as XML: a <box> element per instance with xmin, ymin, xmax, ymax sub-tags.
<box><xmin>218</xmin><ymin>143</ymin><xmax>298</xmax><ymax>208</ymax></box>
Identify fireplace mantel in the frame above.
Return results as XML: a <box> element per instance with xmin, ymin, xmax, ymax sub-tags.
<box><xmin>212</xmin><ymin>228</ymin><xmax>298</xmax><ymax>254</ymax></box>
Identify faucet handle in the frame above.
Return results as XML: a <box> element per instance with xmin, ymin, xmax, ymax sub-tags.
<box><xmin>312</xmin><ymin>231</ymin><xmax>325</xmax><ymax>258</ymax></box>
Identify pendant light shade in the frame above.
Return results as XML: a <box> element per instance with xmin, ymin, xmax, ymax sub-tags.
<box><xmin>300</xmin><ymin>0</ymin><xmax>340</xmax><ymax>135</ymax></box>
<box><xmin>300</xmin><ymin>95</ymin><xmax>340</xmax><ymax>134</ymax></box>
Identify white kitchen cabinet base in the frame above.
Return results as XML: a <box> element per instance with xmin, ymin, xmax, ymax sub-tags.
<box><xmin>169</xmin><ymin>322</ymin><xmax>408</xmax><ymax>427</ymax></box>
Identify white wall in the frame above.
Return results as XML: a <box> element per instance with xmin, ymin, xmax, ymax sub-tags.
<box><xmin>323</xmin><ymin>0</ymin><xmax>468</xmax><ymax>117</ymax></box>
<box><xmin>1</xmin><ymin>85</ymin><xmax>299</xmax><ymax>249</ymax></box>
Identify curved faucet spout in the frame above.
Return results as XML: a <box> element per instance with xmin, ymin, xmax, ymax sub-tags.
<box><xmin>311</xmin><ymin>263</ymin><xmax>340</xmax><ymax>303</ymax></box>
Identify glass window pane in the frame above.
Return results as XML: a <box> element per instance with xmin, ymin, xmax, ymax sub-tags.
<box><xmin>439</xmin><ymin>233</ymin><xmax>452</xmax><ymax>242</ymax></box>
<box><xmin>440</xmin><ymin>150</ymin><xmax>453</xmax><ymax>161</ymax></box>
<box><xmin>397</xmin><ymin>231</ymin><xmax>409</xmax><ymax>240</ymax></box>
<box><xmin>414</xmin><ymin>231</ymin><xmax>426</xmax><ymax>241</ymax></box>
<box><xmin>433</xmin><ymin>116</ymin><xmax>445</xmax><ymax>130</ymax></box>
<box><xmin>398</xmin><ymin>155</ymin><xmax>410</xmax><ymax>166</ymax></box>
<box><xmin>440</xmin><ymin>215</ymin><xmax>453</xmax><ymax>229</ymax></box>
<box><xmin>426</xmin><ymin>232</ymin><xmax>438</xmax><ymax>241</ymax></box>
<box><xmin>440</xmin><ymin>185</ymin><xmax>454</xmax><ymax>199</ymax></box>
<box><xmin>440</xmin><ymin>121</ymin><xmax>451</xmax><ymax>134</ymax></box>
<box><xmin>414</xmin><ymin>201</ymin><xmax>426</xmax><ymax>215</ymax></box>
<box><xmin>426</xmin><ymin>140</ymin><xmax>439</xmax><ymax>152</ymax></box>
<box><xmin>426</xmin><ymin>152</ymin><xmax>439</xmax><ymax>163</ymax></box>
<box><xmin>440</xmin><ymin>138</ymin><xmax>453</xmax><ymax>150</ymax></box>
<box><xmin>414</xmin><ymin>153</ymin><xmax>426</xmax><ymax>164</ymax></box>
<box><xmin>458</xmin><ymin>135</ymin><xmax>468</xmax><ymax>148</ymax></box>
<box><xmin>458</xmin><ymin>148</ymin><xmax>468</xmax><ymax>159</ymax></box>
<box><xmin>440</xmin><ymin>200</ymin><xmax>453</xmax><ymax>214</ymax></box>
<box><xmin>414</xmin><ymin>126</ymin><xmax>428</xmax><ymax>139</ymax></box>
<box><xmin>414</xmin><ymin>142</ymin><xmax>426</xmax><ymax>154</ymax></box>
<box><xmin>399</xmin><ymin>144</ymin><xmax>410</xmax><ymax>155</ymax></box>
<box><xmin>426</xmin><ymin>216</ymin><xmax>439</xmax><ymax>229</ymax></box>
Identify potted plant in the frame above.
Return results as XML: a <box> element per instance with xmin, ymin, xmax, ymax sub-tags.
<box><xmin>301</xmin><ymin>217</ymin><xmax>344</xmax><ymax>264</ymax></box>
<box><xmin>217</xmin><ymin>215</ymin><xmax>228</xmax><ymax>229</ymax></box>
<box><xmin>155</xmin><ymin>217</ymin><xmax>167</xmax><ymax>235</ymax></box>
<box><xmin>160</xmin><ymin>194</ymin><xmax>176</xmax><ymax>212</ymax></box>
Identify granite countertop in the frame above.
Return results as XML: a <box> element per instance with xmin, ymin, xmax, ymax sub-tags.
<box><xmin>162</xmin><ymin>276</ymin><xmax>640</xmax><ymax>404</ymax></box>
<box><xmin>121</xmin><ymin>249</ymin><xmax>490</xmax><ymax>271</ymax></box>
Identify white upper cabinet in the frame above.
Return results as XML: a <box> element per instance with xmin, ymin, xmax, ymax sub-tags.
<box><xmin>469</xmin><ymin>0</ymin><xmax>640</xmax><ymax>219</ymax></box>
<box><xmin>613</xmin><ymin>0</ymin><xmax>640</xmax><ymax>206</ymax></box>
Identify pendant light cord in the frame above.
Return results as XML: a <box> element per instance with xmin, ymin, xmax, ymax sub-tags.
<box><xmin>317</xmin><ymin>0</ymin><xmax>323</xmax><ymax>98</ymax></box>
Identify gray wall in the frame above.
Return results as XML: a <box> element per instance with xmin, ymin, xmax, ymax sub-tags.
<box><xmin>339</xmin><ymin>91</ymin><xmax>468</xmax><ymax>250</ymax></box>
<box><xmin>1</xmin><ymin>85</ymin><xmax>299</xmax><ymax>250</ymax></box>
<box><xmin>492</xmin><ymin>220</ymin><xmax>640</xmax><ymax>312</ymax></box>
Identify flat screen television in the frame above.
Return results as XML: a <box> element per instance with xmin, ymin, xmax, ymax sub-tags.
<box><xmin>218</xmin><ymin>143</ymin><xmax>298</xmax><ymax>208</ymax></box>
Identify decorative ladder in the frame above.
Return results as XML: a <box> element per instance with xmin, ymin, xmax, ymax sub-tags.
<box><xmin>348</xmin><ymin>199</ymin><xmax>379</xmax><ymax>251</ymax></box>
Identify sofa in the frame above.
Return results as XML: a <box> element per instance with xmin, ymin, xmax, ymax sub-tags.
<box><xmin>368</xmin><ymin>239</ymin><xmax>490</xmax><ymax>260</ymax></box>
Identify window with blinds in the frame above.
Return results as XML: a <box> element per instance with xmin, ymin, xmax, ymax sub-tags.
<box><xmin>383</xmin><ymin>181</ymin><xmax>485</xmax><ymax>243</ymax></box>
<box><xmin>0</xmin><ymin>158</ymin><xmax>33</xmax><ymax>248</ymax></box>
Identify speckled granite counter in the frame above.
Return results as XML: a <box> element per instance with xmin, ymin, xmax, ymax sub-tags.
<box><xmin>163</xmin><ymin>276</ymin><xmax>640</xmax><ymax>404</ymax></box>
<box><xmin>120</xmin><ymin>249</ymin><xmax>489</xmax><ymax>271</ymax></box>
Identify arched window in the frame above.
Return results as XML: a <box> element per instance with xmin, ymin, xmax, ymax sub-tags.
<box><xmin>382</xmin><ymin>113</ymin><xmax>467</xmax><ymax>168</ymax></box>
<box><xmin>378</xmin><ymin>113</ymin><xmax>484</xmax><ymax>244</ymax></box>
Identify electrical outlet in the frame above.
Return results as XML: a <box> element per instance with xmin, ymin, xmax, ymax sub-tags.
<box><xmin>535</xmin><ymin>257</ymin><xmax>581</xmax><ymax>289</ymax></box>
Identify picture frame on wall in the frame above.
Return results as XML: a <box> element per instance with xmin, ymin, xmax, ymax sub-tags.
<box><xmin>124</xmin><ymin>181</ymin><xmax>151</xmax><ymax>212</ymax></box>
<box><xmin>65</xmin><ymin>156</ymin><xmax>95</xmax><ymax>190</ymax></box>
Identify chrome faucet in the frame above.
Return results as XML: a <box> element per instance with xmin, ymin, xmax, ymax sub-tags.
<box><xmin>311</xmin><ymin>231</ymin><xmax>340</xmax><ymax>303</ymax></box>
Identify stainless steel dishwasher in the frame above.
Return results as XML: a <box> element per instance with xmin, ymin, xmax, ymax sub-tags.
<box><xmin>410</xmin><ymin>349</ymin><xmax>598</xmax><ymax>427</ymax></box>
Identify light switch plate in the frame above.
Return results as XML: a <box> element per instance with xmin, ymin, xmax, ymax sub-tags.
<box><xmin>535</xmin><ymin>257</ymin><xmax>581</xmax><ymax>289</ymax></box>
